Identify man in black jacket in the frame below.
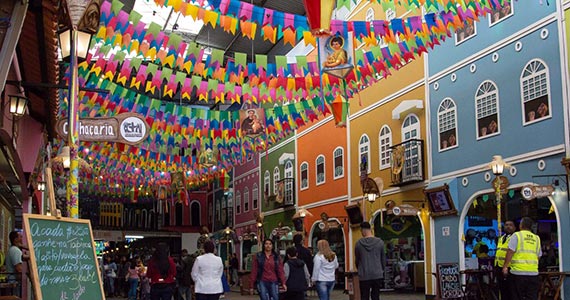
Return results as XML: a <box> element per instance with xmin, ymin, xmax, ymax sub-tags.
<box><xmin>292</xmin><ymin>234</ymin><xmax>313</xmax><ymax>276</ymax></box>
<box><xmin>283</xmin><ymin>247</ymin><xmax>310</xmax><ymax>300</ymax></box>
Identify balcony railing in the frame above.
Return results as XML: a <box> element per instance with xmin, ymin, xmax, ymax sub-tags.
<box><xmin>390</xmin><ymin>139</ymin><xmax>424</xmax><ymax>186</ymax></box>
<box><xmin>277</xmin><ymin>178</ymin><xmax>295</xmax><ymax>206</ymax></box>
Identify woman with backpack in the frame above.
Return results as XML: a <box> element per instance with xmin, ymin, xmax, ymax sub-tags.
<box><xmin>147</xmin><ymin>243</ymin><xmax>177</xmax><ymax>300</ymax></box>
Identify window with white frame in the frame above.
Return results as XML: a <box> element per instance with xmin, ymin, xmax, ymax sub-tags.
<box><xmin>252</xmin><ymin>184</ymin><xmax>259</xmax><ymax>209</ymax></box>
<box><xmin>273</xmin><ymin>167</ymin><xmax>280</xmax><ymax>194</ymax></box>
<box><xmin>264</xmin><ymin>171</ymin><xmax>270</xmax><ymax>198</ymax></box>
<box><xmin>476</xmin><ymin>81</ymin><xmax>500</xmax><ymax>139</ymax></box>
<box><xmin>316</xmin><ymin>155</ymin><xmax>325</xmax><ymax>185</ymax></box>
<box><xmin>521</xmin><ymin>59</ymin><xmax>550</xmax><ymax>124</ymax></box>
<box><xmin>333</xmin><ymin>147</ymin><xmax>344</xmax><ymax>179</ymax></box>
<box><xmin>438</xmin><ymin>98</ymin><xmax>458</xmax><ymax>151</ymax></box>
<box><xmin>379</xmin><ymin>125</ymin><xmax>392</xmax><ymax>169</ymax></box>
<box><xmin>244</xmin><ymin>187</ymin><xmax>249</xmax><ymax>212</ymax></box>
<box><xmin>401</xmin><ymin>114</ymin><xmax>421</xmax><ymax>180</ymax></box>
<box><xmin>236</xmin><ymin>191</ymin><xmax>241</xmax><ymax>214</ymax></box>
<box><xmin>366</xmin><ymin>8</ymin><xmax>374</xmax><ymax>23</ymax></box>
<box><xmin>300</xmin><ymin>162</ymin><xmax>309</xmax><ymax>190</ymax></box>
<box><xmin>284</xmin><ymin>161</ymin><xmax>293</xmax><ymax>203</ymax></box>
<box><xmin>359</xmin><ymin>135</ymin><xmax>371</xmax><ymax>174</ymax></box>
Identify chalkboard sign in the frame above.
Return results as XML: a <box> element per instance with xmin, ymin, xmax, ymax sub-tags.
<box><xmin>23</xmin><ymin>214</ymin><xmax>104</xmax><ymax>300</ymax></box>
<box><xmin>436</xmin><ymin>263</ymin><xmax>463</xmax><ymax>299</ymax></box>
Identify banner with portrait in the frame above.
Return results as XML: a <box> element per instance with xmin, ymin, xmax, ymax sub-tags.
<box><xmin>318</xmin><ymin>32</ymin><xmax>354</xmax><ymax>78</ymax></box>
<box><xmin>239</xmin><ymin>108</ymin><xmax>266</xmax><ymax>137</ymax></box>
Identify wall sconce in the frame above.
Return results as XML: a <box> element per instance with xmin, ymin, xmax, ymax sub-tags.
<box><xmin>362</xmin><ymin>177</ymin><xmax>380</xmax><ymax>203</ymax></box>
<box><xmin>58</xmin><ymin>29</ymin><xmax>93</xmax><ymax>61</ymax></box>
<box><xmin>58</xmin><ymin>146</ymin><xmax>71</xmax><ymax>170</ymax></box>
<box><xmin>9</xmin><ymin>95</ymin><xmax>28</xmax><ymax>117</ymax></box>
<box><xmin>37</xmin><ymin>181</ymin><xmax>46</xmax><ymax>192</ymax></box>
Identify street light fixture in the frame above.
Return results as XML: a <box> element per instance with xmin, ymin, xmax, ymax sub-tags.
<box><xmin>37</xmin><ymin>181</ymin><xmax>46</xmax><ymax>192</ymax></box>
<box><xmin>489</xmin><ymin>155</ymin><xmax>510</xmax><ymax>236</ymax></box>
<box><xmin>58</xmin><ymin>29</ymin><xmax>93</xmax><ymax>61</ymax></box>
<box><xmin>9</xmin><ymin>95</ymin><xmax>28</xmax><ymax>117</ymax></box>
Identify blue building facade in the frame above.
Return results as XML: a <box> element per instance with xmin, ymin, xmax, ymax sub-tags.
<box><xmin>427</xmin><ymin>1</ymin><xmax>570</xmax><ymax>298</ymax></box>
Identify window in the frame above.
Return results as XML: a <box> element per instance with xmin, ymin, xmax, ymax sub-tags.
<box><xmin>284</xmin><ymin>161</ymin><xmax>294</xmax><ymax>203</ymax></box>
<box><xmin>476</xmin><ymin>81</ymin><xmax>500</xmax><ymax>139</ymax></box>
<box><xmin>300</xmin><ymin>162</ymin><xmax>309</xmax><ymax>190</ymax></box>
<box><xmin>333</xmin><ymin>147</ymin><xmax>344</xmax><ymax>179</ymax></box>
<box><xmin>438</xmin><ymin>99</ymin><xmax>457</xmax><ymax>151</ymax></box>
<box><xmin>366</xmin><ymin>8</ymin><xmax>374</xmax><ymax>23</ymax></box>
<box><xmin>402</xmin><ymin>114</ymin><xmax>421</xmax><ymax>180</ymax></box>
<box><xmin>273</xmin><ymin>167</ymin><xmax>280</xmax><ymax>194</ymax></box>
<box><xmin>316</xmin><ymin>155</ymin><xmax>325</xmax><ymax>185</ymax></box>
<box><xmin>455</xmin><ymin>21</ymin><xmax>476</xmax><ymax>45</ymax></box>
<box><xmin>380</xmin><ymin>9</ymin><xmax>397</xmax><ymax>48</ymax></box>
<box><xmin>236</xmin><ymin>192</ymin><xmax>241</xmax><ymax>214</ymax></box>
<box><xmin>264</xmin><ymin>171</ymin><xmax>270</xmax><ymax>198</ymax></box>
<box><xmin>521</xmin><ymin>59</ymin><xmax>550</xmax><ymax>124</ymax></box>
<box><xmin>359</xmin><ymin>135</ymin><xmax>371</xmax><ymax>174</ymax></box>
<box><xmin>489</xmin><ymin>0</ymin><xmax>513</xmax><ymax>26</ymax></box>
<box><xmin>252</xmin><ymin>184</ymin><xmax>259</xmax><ymax>209</ymax></box>
<box><xmin>379</xmin><ymin>126</ymin><xmax>392</xmax><ymax>169</ymax></box>
<box><xmin>244</xmin><ymin>187</ymin><xmax>249</xmax><ymax>212</ymax></box>
<box><xmin>191</xmin><ymin>201</ymin><xmax>200</xmax><ymax>226</ymax></box>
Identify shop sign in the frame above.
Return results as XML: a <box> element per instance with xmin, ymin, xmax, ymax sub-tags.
<box><xmin>521</xmin><ymin>184</ymin><xmax>554</xmax><ymax>201</ymax></box>
<box><xmin>392</xmin><ymin>205</ymin><xmax>419</xmax><ymax>216</ymax></box>
<box><xmin>56</xmin><ymin>113</ymin><xmax>149</xmax><ymax>145</ymax></box>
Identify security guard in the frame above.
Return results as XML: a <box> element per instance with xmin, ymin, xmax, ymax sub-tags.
<box><xmin>495</xmin><ymin>220</ymin><xmax>516</xmax><ymax>299</ymax></box>
<box><xmin>502</xmin><ymin>217</ymin><xmax>541</xmax><ymax>300</ymax></box>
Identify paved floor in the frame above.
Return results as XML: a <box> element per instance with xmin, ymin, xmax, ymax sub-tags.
<box><xmin>108</xmin><ymin>289</ymin><xmax>426</xmax><ymax>300</ymax></box>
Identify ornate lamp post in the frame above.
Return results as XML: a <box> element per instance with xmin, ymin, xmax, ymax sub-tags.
<box><xmin>489</xmin><ymin>155</ymin><xmax>510</xmax><ymax>236</ymax></box>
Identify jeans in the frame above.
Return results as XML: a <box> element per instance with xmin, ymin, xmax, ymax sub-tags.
<box><xmin>179</xmin><ymin>285</ymin><xmax>192</xmax><ymax>300</ymax></box>
<box><xmin>151</xmin><ymin>284</ymin><xmax>174</xmax><ymax>300</ymax></box>
<box><xmin>315</xmin><ymin>281</ymin><xmax>335</xmax><ymax>300</ymax></box>
<box><xmin>257</xmin><ymin>281</ymin><xmax>279</xmax><ymax>300</ymax></box>
<box><xmin>128</xmin><ymin>278</ymin><xmax>139</xmax><ymax>300</ymax></box>
<box><xmin>359</xmin><ymin>278</ymin><xmax>383</xmax><ymax>300</ymax></box>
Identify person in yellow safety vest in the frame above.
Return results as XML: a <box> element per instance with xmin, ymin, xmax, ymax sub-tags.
<box><xmin>502</xmin><ymin>217</ymin><xmax>542</xmax><ymax>300</ymax></box>
<box><xmin>494</xmin><ymin>220</ymin><xmax>516</xmax><ymax>300</ymax></box>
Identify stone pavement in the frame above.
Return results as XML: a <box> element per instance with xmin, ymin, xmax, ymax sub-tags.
<box><xmin>107</xmin><ymin>289</ymin><xmax>426</xmax><ymax>300</ymax></box>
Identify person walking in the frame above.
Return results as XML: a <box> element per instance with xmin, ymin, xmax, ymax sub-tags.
<box><xmin>229</xmin><ymin>253</ymin><xmax>239</xmax><ymax>286</ymax></box>
<box><xmin>191</xmin><ymin>240</ymin><xmax>224</xmax><ymax>300</ymax></box>
<box><xmin>179</xmin><ymin>249</ymin><xmax>193</xmax><ymax>300</ymax></box>
<box><xmin>127</xmin><ymin>258</ymin><xmax>141</xmax><ymax>300</ymax></box>
<box><xmin>283</xmin><ymin>247</ymin><xmax>310</xmax><ymax>300</ymax></box>
<box><xmin>147</xmin><ymin>243</ymin><xmax>177</xmax><ymax>300</ymax></box>
<box><xmin>355</xmin><ymin>221</ymin><xmax>386</xmax><ymax>300</ymax></box>
<box><xmin>312</xmin><ymin>240</ymin><xmax>339</xmax><ymax>300</ymax></box>
<box><xmin>495</xmin><ymin>220</ymin><xmax>516</xmax><ymax>300</ymax></box>
<box><xmin>502</xmin><ymin>217</ymin><xmax>541</xmax><ymax>300</ymax></box>
<box><xmin>5</xmin><ymin>231</ymin><xmax>25</xmax><ymax>296</ymax></box>
<box><xmin>293</xmin><ymin>234</ymin><xmax>314</xmax><ymax>276</ymax></box>
<box><xmin>250</xmin><ymin>239</ymin><xmax>287</xmax><ymax>300</ymax></box>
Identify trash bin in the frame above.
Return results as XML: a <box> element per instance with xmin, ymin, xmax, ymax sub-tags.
<box><xmin>239</xmin><ymin>271</ymin><xmax>253</xmax><ymax>295</ymax></box>
<box><xmin>345</xmin><ymin>272</ymin><xmax>360</xmax><ymax>300</ymax></box>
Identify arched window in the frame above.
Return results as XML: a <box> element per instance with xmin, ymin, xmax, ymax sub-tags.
<box><xmin>300</xmin><ymin>162</ymin><xmax>309</xmax><ymax>190</ymax></box>
<box><xmin>316</xmin><ymin>155</ymin><xmax>325</xmax><ymax>185</ymax></box>
<box><xmin>244</xmin><ymin>187</ymin><xmax>250</xmax><ymax>212</ymax></box>
<box><xmin>264</xmin><ymin>170</ymin><xmax>271</xmax><ymax>199</ymax></box>
<box><xmin>359</xmin><ymin>135</ymin><xmax>371</xmax><ymax>174</ymax></box>
<box><xmin>252</xmin><ymin>184</ymin><xmax>259</xmax><ymax>209</ymax></box>
<box><xmin>437</xmin><ymin>99</ymin><xmax>457</xmax><ymax>151</ymax></box>
<box><xmin>236</xmin><ymin>191</ymin><xmax>241</xmax><ymax>214</ymax></box>
<box><xmin>366</xmin><ymin>8</ymin><xmax>374</xmax><ymax>23</ymax></box>
<box><xmin>475</xmin><ymin>81</ymin><xmax>500</xmax><ymax>139</ymax></box>
<box><xmin>191</xmin><ymin>201</ymin><xmax>200</xmax><ymax>226</ymax></box>
<box><xmin>333</xmin><ymin>147</ymin><xmax>344</xmax><ymax>179</ymax></box>
<box><xmin>175</xmin><ymin>202</ymin><xmax>183</xmax><ymax>226</ymax></box>
<box><xmin>521</xmin><ymin>59</ymin><xmax>550</xmax><ymax>124</ymax></box>
<box><xmin>273</xmin><ymin>167</ymin><xmax>280</xmax><ymax>194</ymax></box>
<box><xmin>379</xmin><ymin>126</ymin><xmax>392</xmax><ymax>169</ymax></box>
<box><xmin>284</xmin><ymin>161</ymin><xmax>294</xmax><ymax>203</ymax></box>
<box><xmin>402</xmin><ymin>114</ymin><xmax>422</xmax><ymax>181</ymax></box>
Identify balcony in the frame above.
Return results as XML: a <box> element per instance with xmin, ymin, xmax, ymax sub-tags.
<box><xmin>390</xmin><ymin>139</ymin><xmax>424</xmax><ymax>186</ymax></box>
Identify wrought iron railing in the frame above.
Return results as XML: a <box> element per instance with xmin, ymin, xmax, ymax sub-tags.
<box><xmin>389</xmin><ymin>139</ymin><xmax>424</xmax><ymax>186</ymax></box>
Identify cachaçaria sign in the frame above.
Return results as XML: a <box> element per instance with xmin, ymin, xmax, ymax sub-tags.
<box><xmin>56</xmin><ymin>113</ymin><xmax>150</xmax><ymax>145</ymax></box>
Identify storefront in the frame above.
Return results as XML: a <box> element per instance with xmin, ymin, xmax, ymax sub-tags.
<box><xmin>309</xmin><ymin>215</ymin><xmax>347</xmax><ymax>289</ymax></box>
<box><xmin>372</xmin><ymin>205</ymin><xmax>425</xmax><ymax>292</ymax></box>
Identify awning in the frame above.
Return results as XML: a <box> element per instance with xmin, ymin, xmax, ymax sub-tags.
<box><xmin>392</xmin><ymin>100</ymin><xmax>424</xmax><ymax>120</ymax></box>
